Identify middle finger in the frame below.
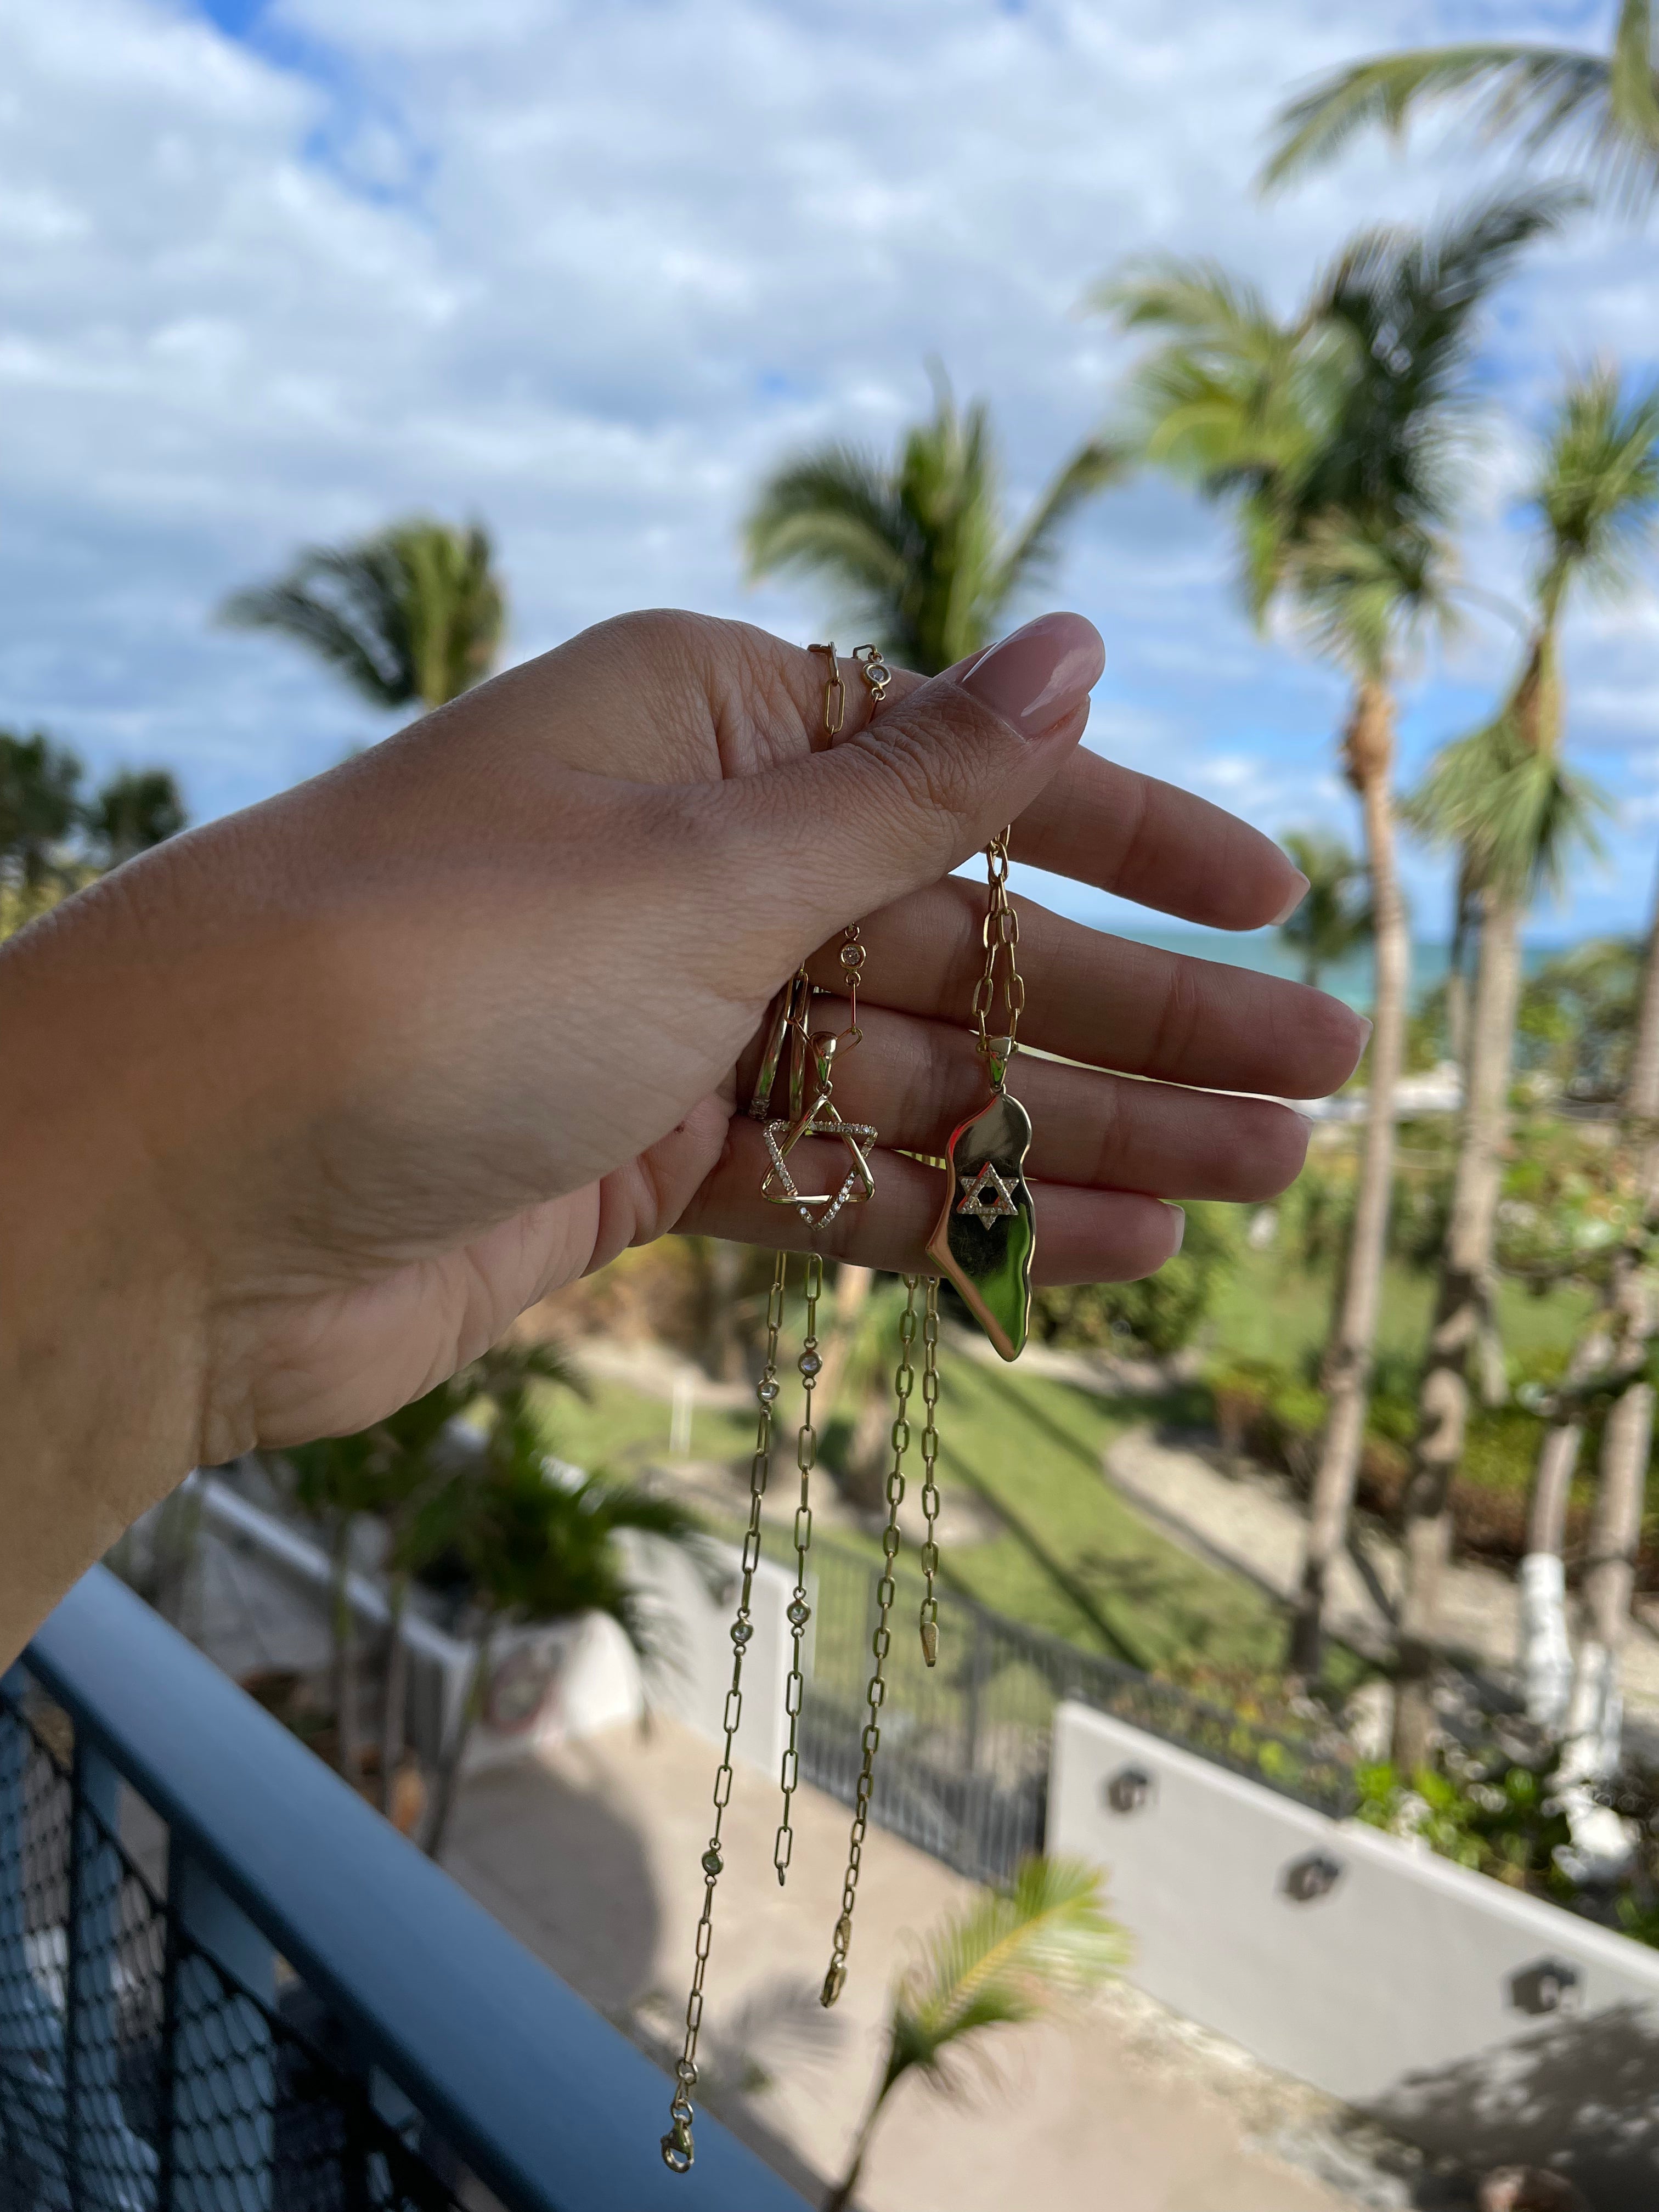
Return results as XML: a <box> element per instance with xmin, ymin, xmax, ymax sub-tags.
<box><xmin>799</xmin><ymin>1002</ymin><xmax>1312</xmax><ymax>1201</ymax></box>
<box><xmin>810</xmin><ymin>877</ymin><xmax>1367</xmax><ymax>1099</ymax></box>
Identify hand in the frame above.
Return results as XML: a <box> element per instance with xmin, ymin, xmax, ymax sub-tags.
<box><xmin>0</xmin><ymin>607</ymin><xmax>1364</xmax><ymax>1650</ymax></box>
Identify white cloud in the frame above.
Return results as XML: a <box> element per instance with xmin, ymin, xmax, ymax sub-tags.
<box><xmin>3</xmin><ymin>0</ymin><xmax>1659</xmax><ymax>928</ymax></box>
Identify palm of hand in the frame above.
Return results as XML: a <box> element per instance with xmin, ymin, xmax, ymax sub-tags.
<box><xmin>199</xmin><ymin>613</ymin><xmax>878</xmax><ymax>1454</ymax></box>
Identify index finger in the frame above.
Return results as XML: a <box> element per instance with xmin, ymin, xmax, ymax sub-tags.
<box><xmin>864</xmin><ymin>665</ymin><xmax>1308</xmax><ymax>932</ymax></box>
<box><xmin>1012</xmin><ymin>748</ymin><xmax>1309</xmax><ymax>933</ymax></box>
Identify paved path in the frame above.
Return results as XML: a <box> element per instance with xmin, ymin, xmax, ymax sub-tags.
<box><xmin>443</xmin><ymin>1716</ymin><xmax>1373</xmax><ymax>2212</ymax></box>
<box><xmin>1105</xmin><ymin>1426</ymin><xmax>1659</xmax><ymax>1722</ymax></box>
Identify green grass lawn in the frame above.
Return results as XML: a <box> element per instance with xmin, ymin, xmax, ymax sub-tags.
<box><xmin>530</xmin><ymin>1232</ymin><xmax>1595</xmax><ymax>1694</ymax></box>
<box><xmin>1209</xmin><ymin>1245</ymin><xmax>1595</xmax><ymax>1376</ymax></box>
<box><xmin>533</xmin><ymin>1352</ymin><xmax>1307</xmax><ymax>1684</ymax></box>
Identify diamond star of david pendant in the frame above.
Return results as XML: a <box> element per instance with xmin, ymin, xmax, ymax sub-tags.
<box><xmin>926</xmin><ymin>1089</ymin><xmax>1034</xmax><ymax>1361</ymax></box>
<box><xmin>760</xmin><ymin>1110</ymin><xmax>877</xmax><ymax>1231</ymax></box>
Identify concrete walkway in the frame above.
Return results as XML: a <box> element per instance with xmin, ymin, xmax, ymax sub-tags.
<box><xmin>442</xmin><ymin>1716</ymin><xmax>1377</xmax><ymax>2212</ymax></box>
<box><xmin>1105</xmin><ymin>1425</ymin><xmax>1659</xmax><ymax>1720</ymax></box>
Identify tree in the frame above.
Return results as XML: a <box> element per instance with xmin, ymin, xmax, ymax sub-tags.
<box><xmin>1393</xmin><ymin>367</ymin><xmax>1655</xmax><ymax>1768</ymax></box>
<box><xmin>744</xmin><ymin>373</ymin><xmax>1124</xmax><ymax>675</ymax></box>
<box><xmin>283</xmin><ymin>1428</ymin><xmax>385</xmax><ymax>1788</ymax></box>
<box><xmin>87</xmin><ymin>768</ymin><xmax>187</xmax><ymax>868</ymax></box>
<box><xmin>1262</xmin><ymin>2</ymin><xmax>1659</xmax><ymax>214</ymax></box>
<box><xmin>1097</xmin><ymin>193</ymin><xmax>1564</xmax><ymax>1682</ymax></box>
<box><xmin>1276</xmin><ymin>828</ymin><xmax>1372</xmax><ymax>988</ymax></box>
<box><xmin>822</xmin><ymin>1857</ymin><xmax>1126</xmax><ymax>2212</ymax></box>
<box><xmin>421</xmin><ymin>1390</ymin><xmax>703</xmax><ymax>1860</ymax></box>
<box><xmin>220</xmin><ymin>518</ymin><xmax>505</xmax><ymax>713</ymax></box>
<box><xmin>0</xmin><ymin>731</ymin><xmax>83</xmax><ymax>891</ymax></box>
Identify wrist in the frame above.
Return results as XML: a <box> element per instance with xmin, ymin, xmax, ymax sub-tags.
<box><xmin>0</xmin><ymin>904</ymin><xmax>210</xmax><ymax>1660</ymax></box>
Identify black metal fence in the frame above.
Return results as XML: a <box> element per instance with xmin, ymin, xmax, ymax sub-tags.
<box><xmin>798</xmin><ymin>1539</ymin><xmax>1357</xmax><ymax>1884</ymax></box>
<box><xmin>0</xmin><ymin>1684</ymin><xmax>465</xmax><ymax>2212</ymax></box>
<box><xmin>5</xmin><ymin>1566</ymin><xmax>802</xmax><ymax>2212</ymax></box>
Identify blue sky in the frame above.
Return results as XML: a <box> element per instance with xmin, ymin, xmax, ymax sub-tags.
<box><xmin>4</xmin><ymin>0</ymin><xmax>1658</xmax><ymax>943</ymax></box>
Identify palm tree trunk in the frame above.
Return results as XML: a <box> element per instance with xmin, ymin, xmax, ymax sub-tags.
<box><xmin>1520</xmin><ymin>857</ymin><xmax>1659</xmax><ymax>1745</ymax></box>
<box><xmin>380</xmin><ymin>1570</ymin><xmax>411</xmax><ymax>1817</ymax></box>
<box><xmin>1393</xmin><ymin>884</ymin><xmax>1525</xmax><ymax>1768</ymax></box>
<box><xmin>1519</xmin><ymin>1329</ymin><xmax>1605</xmax><ymax>1730</ymax></box>
<box><xmin>1558</xmin><ymin>860</ymin><xmax>1659</xmax><ymax>1780</ymax></box>
<box><xmin>822</xmin><ymin>2069</ymin><xmax>894</xmax><ymax>2212</ymax></box>
<box><xmin>423</xmin><ymin>1618</ymin><xmax>494</xmax><ymax>1863</ymax></box>
<box><xmin>330</xmin><ymin>1512</ymin><xmax>363</xmax><ymax>1787</ymax></box>
<box><xmin>1288</xmin><ymin>682</ymin><xmax>1408</xmax><ymax>1679</ymax></box>
<box><xmin>1444</xmin><ymin>870</ymin><xmax>1474</xmax><ymax>1073</ymax></box>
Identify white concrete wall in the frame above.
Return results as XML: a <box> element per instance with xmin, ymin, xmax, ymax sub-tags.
<box><xmin>1051</xmin><ymin>1701</ymin><xmax>1659</xmax><ymax>2204</ymax></box>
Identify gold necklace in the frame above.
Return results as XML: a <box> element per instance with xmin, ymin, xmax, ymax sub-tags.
<box><xmin>662</xmin><ymin>648</ymin><xmax>1031</xmax><ymax>2173</ymax></box>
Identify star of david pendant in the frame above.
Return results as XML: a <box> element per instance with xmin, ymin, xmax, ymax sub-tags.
<box><xmin>760</xmin><ymin>1110</ymin><xmax>877</xmax><ymax>1231</ymax></box>
<box><xmin>927</xmin><ymin>1089</ymin><xmax>1035</xmax><ymax>1361</ymax></box>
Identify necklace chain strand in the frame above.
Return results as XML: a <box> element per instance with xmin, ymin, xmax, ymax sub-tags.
<box><xmin>660</xmin><ymin>1250</ymin><xmax>788</xmax><ymax>2174</ymax></box>
<box><xmin>820</xmin><ymin>1274</ymin><xmax>919</xmax><ymax>2007</ymax></box>
<box><xmin>917</xmin><ymin>1277</ymin><xmax>943</xmax><ymax>1664</ymax></box>
<box><xmin>970</xmin><ymin>826</ymin><xmax>1025</xmax><ymax>1072</ymax></box>
<box><xmin>773</xmin><ymin>1250</ymin><xmax>823</xmax><ymax>1883</ymax></box>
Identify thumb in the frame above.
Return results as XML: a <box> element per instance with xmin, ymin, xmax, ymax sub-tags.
<box><xmin>725</xmin><ymin>612</ymin><xmax>1104</xmax><ymax>949</ymax></box>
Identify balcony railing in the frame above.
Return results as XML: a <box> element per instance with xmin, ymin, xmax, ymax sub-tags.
<box><xmin>1</xmin><ymin>1566</ymin><xmax>806</xmax><ymax>2212</ymax></box>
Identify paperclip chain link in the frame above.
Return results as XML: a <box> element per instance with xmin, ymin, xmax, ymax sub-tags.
<box><xmin>662</xmin><ymin>1251</ymin><xmax>788</xmax><ymax>2173</ymax></box>
<box><xmin>917</xmin><ymin>1276</ymin><xmax>943</xmax><ymax>1666</ymax></box>
<box><xmin>774</xmin><ymin>1251</ymin><xmax>823</xmax><ymax>1883</ymax></box>
<box><xmin>820</xmin><ymin>1275</ymin><xmax>919</xmax><ymax>2007</ymax></box>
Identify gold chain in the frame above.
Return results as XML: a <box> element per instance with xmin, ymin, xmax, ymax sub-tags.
<box><xmin>969</xmin><ymin>827</ymin><xmax>1025</xmax><ymax>1077</ymax></box>
<box><xmin>662</xmin><ymin>1251</ymin><xmax>788</xmax><ymax>2174</ymax></box>
<box><xmin>773</xmin><ymin>1251</ymin><xmax>823</xmax><ymax>1882</ymax></box>
<box><xmin>821</xmin><ymin>1274</ymin><xmax>919</xmax><ymax>2008</ymax></box>
<box><xmin>917</xmin><ymin>1277</ymin><xmax>942</xmax><ymax>1666</ymax></box>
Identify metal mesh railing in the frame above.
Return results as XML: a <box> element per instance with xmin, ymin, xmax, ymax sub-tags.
<box><xmin>797</xmin><ymin>1538</ymin><xmax>1356</xmax><ymax>1883</ymax></box>
<box><xmin>0</xmin><ymin>1685</ymin><xmax>465</xmax><ymax>2212</ymax></box>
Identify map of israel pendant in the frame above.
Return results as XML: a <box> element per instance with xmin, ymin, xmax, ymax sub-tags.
<box><xmin>926</xmin><ymin>1039</ymin><xmax>1035</xmax><ymax>1362</ymax></box>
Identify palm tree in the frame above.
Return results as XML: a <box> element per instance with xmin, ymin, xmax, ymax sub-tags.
<box><xmin>87</xmin><ymin>768</ymin><xmax>187</xmax><ymax>868</ymax></box>
<box><xmin>0</xmin><ymin>731</ymin><xmax>83</xmax><ymax>891</ymax></box>
<box><xmin>421</xmin><ymin>1390</ymin><xmax>703</xmax><ymax>1860</ymax></box>
<box><xmin>283</xmin><ymin>1428</ymin><xmax>385</xmax><ymax>1788</ymax></box>
<box><xmin>822</xmin><ymin>1857</ymin><xmax>1125</xmax><ymax>2212</ymax></box>
<box><xmin>1262</xmin><ymin>2</ymin><xmax>1659</xmax><ymax>213</ymax></box>
<box><xmin>1392</xmin><ymin>367</ymin><xmax>1655</xmax><ymax>1768</ymax></box>
<box><xmin>1097</xmin><ymin>194</ymin><xmax>1564</xmax><ymax>1683</ymax></box>
<box><xmin>220</xmin><ymin>518</ymin><xmax>505</xmax><ymax>713</ymax></box>
<box><xmin>744</xmin><ymin>373</ymin><xmax>1124</xmax><ymax>675</ymax></box>
<box><xmin>1277</xmin><ymin>828</ymin><xmax>1372</xmax><ymax>989</ymax></box>
<box><xmin>1565</xmin><ymin>868</ymin><xmax>1659</xmax><ymax>1782</ymax></box>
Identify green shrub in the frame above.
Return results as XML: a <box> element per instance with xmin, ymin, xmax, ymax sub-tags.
<box><xmin>1032</xmin><ymin>1201</ymin><xmax>1241</xmax><ymax>1358</ymax></box>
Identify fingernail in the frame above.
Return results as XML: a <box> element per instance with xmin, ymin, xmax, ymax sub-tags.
<box><xmin>1166</xmin><ymin>1205</ymin><xmax>1185</xmax><ymax>1256</ymax></box>
<box><xmin>956</xmin><ymin>612</ymin><xmax>1104</xmax><ymax>740</ymax></box>
<box><xmin>1356</xmin><ymin>1017</ymin><xmax>1374</xmax><ymax>1046</ymax></box>
<box><xmin>1272</xmin><ymin>872</ymin><xmax>1311</xmax><ymax>926</ymax></box>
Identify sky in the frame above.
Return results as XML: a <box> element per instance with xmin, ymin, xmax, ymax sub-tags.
<box><xmin>4</xmin><ymin>0</ymin><xmax>1659</xmax><ymax>943</ymax></box>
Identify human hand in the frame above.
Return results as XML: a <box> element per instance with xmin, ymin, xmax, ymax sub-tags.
<box><xmin>0</xmin><ymin>607</ymin><xmax>1364</xmax><ymax>1644</ymax></box>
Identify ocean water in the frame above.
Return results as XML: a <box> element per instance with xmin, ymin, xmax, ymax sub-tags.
<box><xmin>1114</xmin><ymin>929</ymin><xmax>1577</xmax><ymax>1015</ymax></box>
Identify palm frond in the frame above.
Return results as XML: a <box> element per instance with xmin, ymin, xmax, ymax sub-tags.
<box><xmin>995</xmin><ymin>438</ymin><xmax>1128</xmax><ymax>603</ymax></box>
<box><xmin>884</xmin><ymin>1857</ymin><xmax>1126</xmax><ymax>2095</ymax></box>
<box><xmin>1091</xmin><ymin>258</ymin><xmax>1279</xmax><ymax>345</ymax></box>
<box><xmin>1263</xmin><ymin>44</ymin><xmax>1620</xmax><ymax>186</ymax></box>
<box><xmin>1277</xmin><ymin>829</ymin><xmax>1373</xmax><ymax>978</ymax></box>
<box><xmin>1408</xmin><ymin>717</ymin><xmax>1611</xmax><ymax>900</ymax></box>
<box><xmin>744</xmin><ymin>376</ymin><xmax>1118</xmax><ymax>674</ymax></box>
<box><xmin>219</xmin><ymin>573</ymin><xmax>411</xmax><ymax>708</ymax></box>
<box><xmin>1290</xmin><ymin>514</ymin><xmax>1451</xmax><ymax>680</ymax></box>
<box><xmin>219</xmin><ymin>519</ymin><xmax>505</xmax><ymax>712</ymax></box>
<box><xmin>1531</xmin><ymin>361</ymin><xmax>1659</xmax><ymax>610</ymax></box>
